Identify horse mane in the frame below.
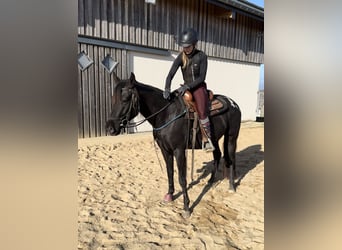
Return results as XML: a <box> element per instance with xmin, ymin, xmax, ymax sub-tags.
<box><xmin>113</xmin><ymin>76</ymin><xmax>172</xmax><ymax>107</ymax></box>
<box><xmin>135</xmin><ymin>81</ymin><xmax>163</xmax><ymax>95</ymax></box>
<box><xmin>134</xmin><ymin>81</ymin><xmax>182</xmax><ymax>104</ymax></box>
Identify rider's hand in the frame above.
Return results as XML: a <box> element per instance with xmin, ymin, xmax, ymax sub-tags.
<box><xmin>163</xmin><ymin>88</ymin><xmax>171</xmax><ymax>100</ymax></box>
<box><xmin>177</xmin><ymin>85</ymin><xmax>190</xmax><ymax>96</ymax></box>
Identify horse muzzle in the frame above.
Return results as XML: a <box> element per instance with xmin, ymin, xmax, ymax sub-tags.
<box><xmin>105</xmin><ymin>120</ymin><xmax>121</xmax><ymax>136</ymax></box>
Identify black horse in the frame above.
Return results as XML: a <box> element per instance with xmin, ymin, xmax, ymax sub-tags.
<box><xmin>106</xmin><ymin>73</ymin><xmax>241</xmax><ymax>217</ymax></box>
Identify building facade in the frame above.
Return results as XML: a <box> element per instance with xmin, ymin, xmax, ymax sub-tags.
<box><xmin>78</xmin><ymin>0</ymin><xmax>264</xmax><ymax>137</ymax></box>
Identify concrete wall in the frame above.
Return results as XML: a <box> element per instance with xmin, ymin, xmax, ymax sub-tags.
<box><xmin>129</xmin><ymin>51</ymin><xmax>260</xmax><ymax>132</ymax></box>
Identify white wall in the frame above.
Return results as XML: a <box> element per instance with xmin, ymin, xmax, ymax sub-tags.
<box><xmin>128</xmin><ymin>51</ymin><xmax>260</xmax><ymax>132</ymax></box>
<box><xmin>205</xmin><ymin>57</ymin><xmax>260</xmax><ymax>121</ymax></box>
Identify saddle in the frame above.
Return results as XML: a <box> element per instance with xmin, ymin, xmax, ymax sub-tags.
<box><xmin>184</xmin><ymin>90</ymin><xmax>229</xmax><ymax>119</ymax></box>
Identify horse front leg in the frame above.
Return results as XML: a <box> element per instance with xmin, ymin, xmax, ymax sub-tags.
<box><xmin>208</xmin><ymin>142</ymin><xmax>221</xmax><ymax>184</ymax></box>
<box><xmin>174</xmin><ymin>148</ymin><xmax>190</xmax><ymax>218</ymax></box>
<box><xmin>161</xmin><ymin>149</ymin><xmax>174</xmax><ymax>202</ymax></box>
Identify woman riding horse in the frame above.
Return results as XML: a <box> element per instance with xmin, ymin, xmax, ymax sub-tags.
<box><xmin>163</xmin><ymin>28</ymin><xmax>215</xmax><ymax>152</ymax></box>
<box><xmin>106</xmin><ymin>73</ymin><xmax>241</xmax><ymax>217</ymax></box>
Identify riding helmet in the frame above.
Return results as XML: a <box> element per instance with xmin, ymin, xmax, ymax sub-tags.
<box><xmin>179</xmin><ymin>28</ymin><xmax>198</xmax><ymax>47</ymax></box>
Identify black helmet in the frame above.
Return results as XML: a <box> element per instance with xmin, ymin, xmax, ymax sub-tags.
<box><xmin>179</xmin><ymin>28</ymin><xmax>198</xmax><ymax>47</ymax></box>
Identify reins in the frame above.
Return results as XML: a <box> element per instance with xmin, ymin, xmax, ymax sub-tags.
<box><xmin>108</xmin><ymin>89</ymin><xmax>173</xmax><ymax>129</ymax></box>
<box><xmin>122</xmin><ymin>90</ymin><xmax>186</xmax><ymax>131</ymax></box>
<box><xmin>125</xmin><ymin>101</ymin><xmax>172</xmax><ymax>129</ymax></box>
<box><xmin>152</xmin><ymin>109</ymin><xmax>187</xmax><ymax>131</ymax></box>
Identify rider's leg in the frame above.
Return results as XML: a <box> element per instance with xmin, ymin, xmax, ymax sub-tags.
<box><xmin>199</xmin><ymin>117</ymin><xmax>215</xmax><ymax>152</ymax></box>
<box><xmin>192</xmin><ymin>84</ymin><xmax>215</xmax><ymax>152</ymax></box>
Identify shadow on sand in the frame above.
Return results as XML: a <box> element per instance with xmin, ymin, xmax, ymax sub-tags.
<box><xmin>173</xmin><ymin>144</ymin><xmax>264</xmax><ymax>213</ymax></box>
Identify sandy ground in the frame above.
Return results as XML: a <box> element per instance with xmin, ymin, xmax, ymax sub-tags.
<box><xmin>78</xmin><ymin>121</ymin><xmax>264</xmax><ymax>250</ymax></box>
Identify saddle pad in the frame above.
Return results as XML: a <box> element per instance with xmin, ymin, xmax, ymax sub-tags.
<box><xmin>186</xmin><ymin>95</ymin><xmax>228</xmax><ymax>119</ymax></box>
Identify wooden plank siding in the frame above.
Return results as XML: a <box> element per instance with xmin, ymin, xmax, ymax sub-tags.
<box><xmin>78</xmin><ymin>44</ymin><xmax>128</xmax><ymax>138</ymax></box>
<box><xmin>78</xmin><ymin>0</ymin><xmax>263</xmax><ymax>137</ymax></box>
<box><xmin>78</xmin><ymin>0</ymin><xmax>264</xmax><ymax>63</ymax></box>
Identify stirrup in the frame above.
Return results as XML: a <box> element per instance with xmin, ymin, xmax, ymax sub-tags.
<box><xmin>202</xmin><ymin>139</ymin><xmax>215</xmax><ymax>152</ymax></box>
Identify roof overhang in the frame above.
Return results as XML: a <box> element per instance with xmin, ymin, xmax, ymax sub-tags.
<box><xmin>206</xmin><ymin>0</ymin><xmax>264</xmax><ymax>21</ymax></box>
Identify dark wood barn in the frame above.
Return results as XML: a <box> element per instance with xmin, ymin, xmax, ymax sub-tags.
<box><xmin>78</xmin><ymin>0</ymin><xmax>264</xmax><ymax>138</ymax></box>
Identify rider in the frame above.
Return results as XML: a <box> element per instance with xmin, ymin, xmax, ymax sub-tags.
<box><xmin>163</xmin><ymin>28</ymin><xmax>215</xmax><ymax>152</ymax></box>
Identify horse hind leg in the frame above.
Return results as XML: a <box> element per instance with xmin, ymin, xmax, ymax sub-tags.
<box><xmin>225</xmin><ymin>135</ymin><xmax>237</xmax><ymax>192</ymax></box>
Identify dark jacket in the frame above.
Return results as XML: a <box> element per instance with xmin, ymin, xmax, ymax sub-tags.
<box><xmin>165</xmin><ymin>49</ymin><xmax>208</xmax><ymax>90</ymax></box>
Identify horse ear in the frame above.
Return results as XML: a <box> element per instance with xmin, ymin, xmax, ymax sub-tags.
<box><xmin>113</xmin><ymin>73</ymin><xmax>121</xmax><ymax>85</ymax></box>
<box><xmin>128</xmin><ymin>72</ymin><xmax>136</xmax><ymax>87</ymax></box>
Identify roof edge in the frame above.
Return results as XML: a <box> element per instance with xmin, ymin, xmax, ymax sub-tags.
<box><xmin>208</xmin><ymin>0</ymin><xmax>264</xmax><ymax>20</ymax></box>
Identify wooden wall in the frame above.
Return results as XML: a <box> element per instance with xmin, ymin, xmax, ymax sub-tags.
<box><xmin>78</xmin><ymin>43</ymin><xmax>128</xmax><ymax>138</ymax></box>
<box><xmin>78</xmin><ymin>0</ymin><xmax>264</xmax><ymax>138</ymax></box>
<box><xmin>78</xmin><ymin>0</ymin><xmax>264</xmax><ymax>63</ymax></box>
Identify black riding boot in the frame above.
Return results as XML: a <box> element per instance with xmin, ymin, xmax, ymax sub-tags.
<box><xmin>200</xmin><ymin>118</ymin><xmax>215</xmax><ymax>152</ymax></box>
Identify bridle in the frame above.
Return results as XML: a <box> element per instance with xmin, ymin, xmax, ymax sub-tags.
<box><xmin>107</xmin><ymin>86</ymin><xmax>140</xmax><ymax>128</ymax></box>
<box><xmin>107</xmin><ymin>85</ymin><xmax>174</xmax><ymax>131</ymax></box>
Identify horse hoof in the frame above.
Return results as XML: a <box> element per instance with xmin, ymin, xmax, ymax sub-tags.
<box><xmin>163</xmin><ymin>193</ymin><xmax>173</xmax><ymax>203</ymax></box>
<box><xmin>229</xmin><ymin>186</ymin><xmax>236</xmax><ymax>193</ymax></box>
<box><xmin>182</xmin><ymin>211</ymin><xmax>191</xmax><ymax>219</ymax></box>
<box><xmin>208</xmin><ymin>177</ymin><xmax>216</xmax><ymax>185</ymax></box>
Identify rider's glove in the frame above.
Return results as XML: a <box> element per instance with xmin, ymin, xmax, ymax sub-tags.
<box><xmin>177</xmin><ymin>85</ymin><xmax>190</xmax><ymax>96</ymax></box>
<box><xmin>163</xmin><ymin>88</ymin><xmax>171</xmax><ymax>100</ymax></box>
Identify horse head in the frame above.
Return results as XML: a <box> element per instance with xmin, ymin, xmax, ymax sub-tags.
<box><xmin>106</xmin><ymin>73</ymin><xmax>139</xmax><ymax>135</ymax></box>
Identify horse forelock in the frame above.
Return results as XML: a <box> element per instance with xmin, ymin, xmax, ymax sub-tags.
<box><xmin>112</xmin><ymin>81</ymin><xmax>127</xmax><ymax>104</ymax></box>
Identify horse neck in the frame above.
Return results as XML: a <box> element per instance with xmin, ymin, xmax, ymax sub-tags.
<box><xmin>135</xmin><ymin>83</ymin><xmax>177</xmax><ymax>127</ymax></box>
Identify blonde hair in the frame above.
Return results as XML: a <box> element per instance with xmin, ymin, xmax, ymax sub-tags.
<box><xmin>181</xmin><ymin>44</ymin><xmax>197</xmax><ymax>69</ymax></box>
<box><xmin>181</xmin><ymin>52</ymin><xmax>189</xmax><ymax>69</ymax></box>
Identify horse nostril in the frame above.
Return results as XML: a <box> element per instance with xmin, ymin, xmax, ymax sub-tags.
<box><xmin>106</xmin><ymin>125</ymin><xmax>114</xmax><ymax>135</ymax></box>
<box><xmin>109</xmin><ymin>127</ymin><xmax>115</xmax><ymax>135</ymax></box>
